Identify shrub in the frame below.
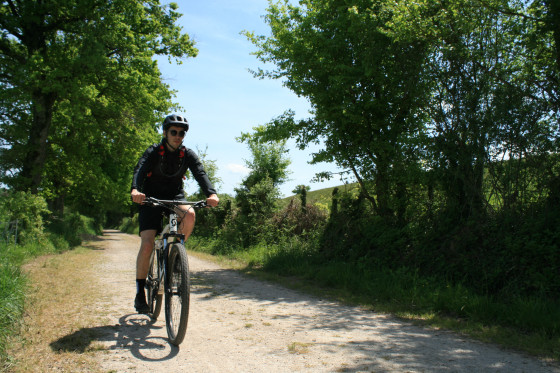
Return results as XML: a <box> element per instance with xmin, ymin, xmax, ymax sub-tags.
<box><xmin>192</xmin><ymin>195</ymin><xmax>234</xmax><ymax>237</ymax></box>
<box><xmin>272</xmin><ymin>198</ymin><xmax>327</xmax><ymax>236</ymax></box>
<box><xmin>0</xmin><ymin>191</ymin><xmax>50</xmax><ymax>244</ymax></box>
<box><xmin>47</xmin><ymin>211</ymin><xmax>100</xmax><ymax>247</ymax></box>
<box><xmin>119</xmin><ymin>214</ymin><xmax>139</xmax><ymax>235</ymax></box>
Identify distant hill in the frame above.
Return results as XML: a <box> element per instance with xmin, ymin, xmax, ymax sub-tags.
<box><xmin>281</xmin><ymin>182</ymin><xmax>360</xmax><ymax>208</ymax></box>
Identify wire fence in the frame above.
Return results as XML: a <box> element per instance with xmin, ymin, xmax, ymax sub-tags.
<box><xmin>0</xmin><ymin>219</ymin><xmax>18</xmax><ymax>244</ymax></box>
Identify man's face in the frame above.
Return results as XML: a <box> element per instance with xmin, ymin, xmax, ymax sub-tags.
<box><xmin>166</xmin><ymin>125</ymin><xmax>186</xmax><ymax>149</ymax></box>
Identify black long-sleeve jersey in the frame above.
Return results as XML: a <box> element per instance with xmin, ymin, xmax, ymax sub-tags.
<box><xmin>131</xmin><ymin>139</ymin><xmax>217</xmax><ymax>199</ymax></box>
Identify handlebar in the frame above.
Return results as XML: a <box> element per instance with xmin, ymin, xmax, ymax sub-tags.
<box><xmin>143</xmin><ymin>197</ymin><xmax>208</xmax><ymax>209</ymax></box>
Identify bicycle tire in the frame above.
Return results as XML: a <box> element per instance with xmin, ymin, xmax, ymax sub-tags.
<box><xmin>165</xmin><ymin>242</ymin><xmax>190</xmax><ymax>345</ymax></box>
<box><xmin>146</xmin><ymin>247</ymin><xmax>162</xmax><ymax>320</ymax></box>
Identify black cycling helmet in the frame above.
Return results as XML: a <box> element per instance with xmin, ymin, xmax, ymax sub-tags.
<box><xmin>162</xmin><ymin>114</ymin><xmax>189</xmax><ymax>132</ymax></box>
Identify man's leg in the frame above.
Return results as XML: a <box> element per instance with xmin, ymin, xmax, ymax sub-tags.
<box><xmin>135</xmin><ymin>229</ymin><xmax>157</xmax><ymax>313</ymax></box>
<box><xmin>178</xmin><ymin>205</ymin><xmax>196</xmax><ymax>240</ymax></box>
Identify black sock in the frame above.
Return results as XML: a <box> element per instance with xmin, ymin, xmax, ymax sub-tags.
<box><xmin>136</xmin><ymin>279</ymin><xmax>146</xmax><ymax>295</ymax></box>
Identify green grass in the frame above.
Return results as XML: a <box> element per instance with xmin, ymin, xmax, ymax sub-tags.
<box><xmin>0</xmin><ymin>258</ymin><xmax>26</xmax><ymax>369</ymax></box>
<box><xmin>0</xmin><ymin>242</ymin><xmax>36</xmax><ymax>370</ymax></box>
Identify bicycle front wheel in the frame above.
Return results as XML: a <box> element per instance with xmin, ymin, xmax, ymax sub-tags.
<box><xmin>165</xmin><ymin>243</ymin><xmax>190</xmax><ymax>345</ymax></box>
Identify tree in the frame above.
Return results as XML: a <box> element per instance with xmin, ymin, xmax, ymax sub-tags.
<box><xmin>292</xmin><ymin>184</ymin><xmax>310</xmax><ymax>211</ymax></box>
<box><xmin>187</xmin><ymin>146</ymin><xmax>223</xmax><ymax>199</ymax></box>
<box><xmin>235</xmin><ymin>134</ymin><xmax>290</xmax><ymax>218</ymax></box>
<box><xmin>0</xmin><ymin>0</ymin><xmax>197</xmax><ymax>203</ymax></box>
<box><xmin>387</xmin><ymin>0</ymin><xmax>559</xmax><ymax>219</ymax></box>
<box><xmin>245</xmin><ymin>0</ymin><xmax>430</xmax><ymax>219</ymax></box>
<box><xmin>247</xmin><ymin>0</ymin><xmax>559</xmax><ymax>224</ymax></box>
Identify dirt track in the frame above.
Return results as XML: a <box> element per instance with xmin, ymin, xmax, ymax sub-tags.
<box><xmin>81</xmin><ymin>230</ymin><xmax>559</xmax><ymax>372</ymax></box>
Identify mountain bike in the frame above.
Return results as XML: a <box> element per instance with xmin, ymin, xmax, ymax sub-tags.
<box><xmin>142</xmin><ymin>197</ymin><xmax>207</xmax><ymax>346</ymax></box>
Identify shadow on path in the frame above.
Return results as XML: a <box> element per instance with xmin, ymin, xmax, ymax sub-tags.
<box><xmin>50</xmin><ymin>314</ymin><xmax>179</xmax><ymax>362</ymax></box>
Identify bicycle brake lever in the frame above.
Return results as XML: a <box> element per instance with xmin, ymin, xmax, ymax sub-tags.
<box><xmin>143</xmin><ymin>197</ymin><xmax>157</xmax><ymax>206</ymax></box>
<box><xmin>194</xmin><ymin>201</ymin><xmax>208</xmax><ymax>208</ymax></box>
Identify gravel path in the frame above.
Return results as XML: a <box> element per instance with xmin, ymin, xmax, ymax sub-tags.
<box><xmin>91</xmin><ymin>230</ymin><xmax>559</xmax><ymax>372</ymax></box>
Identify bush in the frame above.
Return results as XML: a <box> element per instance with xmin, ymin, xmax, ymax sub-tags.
<box><xmin>47</xmin><ymin>211</ymin><xmax>100</xmax><ymax>247</ymax></box>
<box><xmin>0</xmin><ymin>191</ymin><xmax>50</xmax><ymax>244</ymax></box>
<box><xmin>272</xmin><ymin>198</ymin><xmax>327</xmax><ymax>236</ymax></box>
<box><xmin>119</xmin><ymin>214</ymin><xmax>139</xmax><ymax>235</ymax></box>
<box><xmin>192</xmin><ymin>195</ymin><xmax>234</xmax><ymax>238</ymax></box>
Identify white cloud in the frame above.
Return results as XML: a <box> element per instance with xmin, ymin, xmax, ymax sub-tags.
<box><xmin>227</xmin><ymin>163</ymin><xmax>251</xmax><ymax>174</ymax></box>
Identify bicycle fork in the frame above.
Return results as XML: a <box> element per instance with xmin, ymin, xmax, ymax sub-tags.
<box><xmin>161</xmin><ymin>232</ymin><xmax>185</xmax><ymax>295</ymax></box>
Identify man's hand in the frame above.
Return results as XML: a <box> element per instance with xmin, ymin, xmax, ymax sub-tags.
<box><xmin>206</xmin><ymin>194</ymin><xmax>219</xmax><ymax>207</ymax></box>
<box><xmin>131</xmin><ymin>189</ymin><xmax>146</xmax><ymax>204</ymax></box>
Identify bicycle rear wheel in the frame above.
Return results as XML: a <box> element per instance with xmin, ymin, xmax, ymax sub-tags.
<box><xmin>165</xmin><ymin>242</ymin><xmax>190</xmax><ymax>345</ymax></box>
<box><xmin>146</xmin><ymin>247</ymin><xmax>162</xmax><ymax>320</ymax></box>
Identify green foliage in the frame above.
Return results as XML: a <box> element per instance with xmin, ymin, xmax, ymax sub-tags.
<box><xmin>204</xmin><ymin>136</ymin><xmax>292</xmax><ymax>248</ymax></box>
<box><xmin>191</xmin><ymin>194</ymin><xmax>233</xmax><ymax>238</ymax></box>
<box><xmin>291</xmin><ymin>185</ymin><xmax>310</xmax><ymax>195</ymax></box>
<box><xmin>188</xmin><ymin>146</ymin><xmax>223</xmax><ymax>197</ymax></box>
<box><xmin>0</xmin><ymin>0</ymin><xmax>197</xmax><ymax>225</ymax></box>
<box><xmin>0</xmin><ymin>191</ymin><xmax>50</xmax><ymax>244</ymax></box>
<box><xmin>237</xmin><ymin>0</ymin><xmax>560</xmax><ymax>297</ymax></box>
<box><xmin>236</xmin><ymin>133</ymin><xmax>291</xmax><ymax>188</ymax></box>
<box><xmin>246</xmin><ymin>0</ymin><xmax>559</xmax><ymax>224</ymax></box>
<box><xmin>0</xmin><ymin>190</ymin><xmax>100</xmax><ymax>249</ymax></box>
<box><xmin>219</xmin><ymin>178</ymin><xmax>281</xmax><ymax>248</ymax></box>
<box><xmin>236</xmin><ymin>176</ymin><xmax>280</xmax><ymax>220</ymax></box>
<box><xmin>47</xmin><ymin>212</ymin><xmax>100</xmax><ymax>248</ymax></box>
<box><xmin>272</xmin><ymin>198</ymin><xmax>327</xmax><ymax>236</ymax></box>
<box><xmin>291</xmin><ymin>185</ymin><xmax>309</xmax><ymax>210</ymax></box>
<box><xmin>119</xmin><ymin>214</ymin><xmax>140</xmax><ymax>235</ymax></box>
<box><xmin>245</xmin><ymin>0</ymin><xmax>430</xmax><ymax>217</ymax></box>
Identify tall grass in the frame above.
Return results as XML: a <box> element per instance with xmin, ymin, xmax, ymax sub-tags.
<box><xmin>1</xmin><ymin>244</ymin><xmax>45</xmax><ymax>371</ymax></box>
<box><xmin>0</xmin><ymin>241</ymin><xmax>45</xmax><ymax>369</ymax></box>
<box><xmin>0</xmin><ymin>254</ymin><xmax>26</xmax><ymax>369</ymax></box>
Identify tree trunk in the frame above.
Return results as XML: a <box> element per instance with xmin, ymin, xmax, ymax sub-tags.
<box><xmin>20</xmin><ymin>91</ymin><xmax>57</xmax><ymax>192</ymax></box>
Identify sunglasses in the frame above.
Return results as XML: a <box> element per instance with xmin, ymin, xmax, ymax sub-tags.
<box><xmin>169</xmin><ymin>129</ymin><xmax>186</xmax><ymax>138</ymax></box>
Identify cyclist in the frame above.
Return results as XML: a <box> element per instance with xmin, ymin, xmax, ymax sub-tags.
<box><xmin>130</xmin><ymin>114</ymin><xmax>219</xmax><ymax>313</ymax></box>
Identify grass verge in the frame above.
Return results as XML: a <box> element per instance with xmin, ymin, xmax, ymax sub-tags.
<box><xmin>5</xmin><ymin>246</ymin><xmax>105</xmax><ymax>373</ymax></box>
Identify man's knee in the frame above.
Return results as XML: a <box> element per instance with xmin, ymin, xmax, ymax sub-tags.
<box><xmin>180</xmin><ymin>207</ymin><xmax>196</xmax><ymax>223</ymax></box>
<box><xmin>139</xmin><ymin>230</ymin><xmax>157</xmax><ymax>251</ymax></box>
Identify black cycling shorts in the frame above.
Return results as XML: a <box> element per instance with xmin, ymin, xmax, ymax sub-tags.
<box><xmin>138</xmin><ymin>204</ymin><xmax>167</xmax><ymax>234</ymax></box>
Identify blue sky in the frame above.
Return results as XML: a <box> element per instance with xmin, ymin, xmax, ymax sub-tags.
<box><xmin>157</xmin><ymin>0</ymin><xmax>346</xmax><ymax>197</ymax></box>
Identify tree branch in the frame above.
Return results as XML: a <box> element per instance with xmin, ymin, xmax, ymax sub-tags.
<box><xmin>0</xmin><ymin>38</ymin><xmax>25</xmax><ymax>63</ymax></box>
<box><xmin>349</xmin><ymin>163</ymin><xmax>379</xmax><ymax>213</ymax></box>
<box><xmin>6</xmin><ymin>0</ymin><xmax>20</xmax><ymax>18</ymax></box>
